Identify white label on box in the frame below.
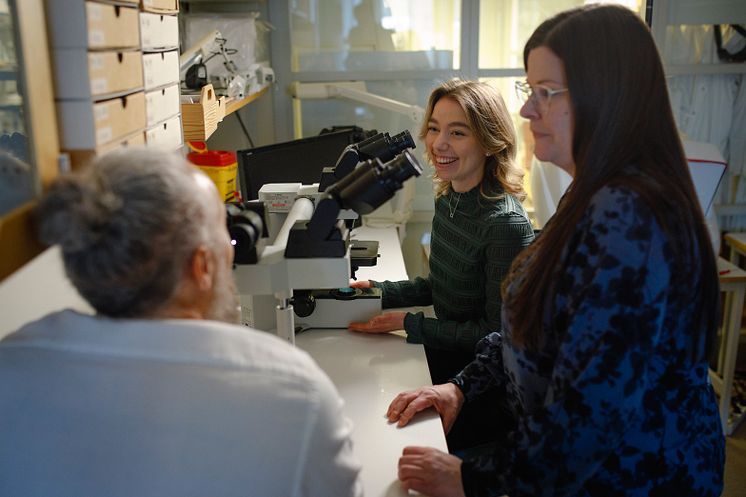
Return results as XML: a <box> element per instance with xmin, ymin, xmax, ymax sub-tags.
<box><xmin>96</xmin><ymin>127</ymin><xmax>113</xmax><ymax>145</ymax></box>
<box><xmin>91</xmin><ymin>78</ymin><xmax>108</xmax><ymax>94</ymax></box>
<box><xmin>94</xmin><ymin>105</ymin><xmax>109</xmax><ymax>122</ymax></box>
<box><xmin>89</xmin><ymin>30</ymin><xmax>104</xmax><ymax>46</ymax></box>
<box><xmin>88</xmin><ymin>3</ymin><xmax>103</xmax><ymax>21</ymax></box>
<box><xmin>143</xmin><ymin>57</ymin><xmax>154</xmax><ymax>86</ymax></box>
<box><xmin>90</xmin><ymin>54</ymin><xmax>103</xmax><ymax>70</ymax></box>
<box><xmin>140</xmin><ymin>20</ymin><xmax>151</xmax><ymax>45</ymax></box>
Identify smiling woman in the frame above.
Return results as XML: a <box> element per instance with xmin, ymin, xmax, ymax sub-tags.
<box><xmin>348</xmin><ymin>79</ymin><xmax>535</xmax><ymax>452</ymax></box>
<box><xmin>426</xmin><ymin>97</ymin><xmax>488</xmax><ymax>193</ymax></box>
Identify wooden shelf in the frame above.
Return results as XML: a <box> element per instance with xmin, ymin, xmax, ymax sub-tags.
<box><xmin>224</xmin><ymin>86</ymin><xmax>269</xmax><ymax>115</ymax></box>
<box><xmin>181</xmin><ymin>85</ymin><xmax>269</xmax><ymax>142</ymax></box>
<box><xmin>665</xmin><ymin>63</ymin><xmax>746</xmax><ymax>76</ymax></box>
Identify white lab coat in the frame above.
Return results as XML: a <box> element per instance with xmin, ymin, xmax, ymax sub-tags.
<box><xmin>0</xmin><ymin>310</ymin><xmax>363</xmax><ymax>497</ymax></box>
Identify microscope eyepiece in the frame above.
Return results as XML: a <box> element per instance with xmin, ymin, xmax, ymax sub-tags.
<box><xmin>330</xmin><ymin>149</ymin><xmax>423</xmax><ymax>215</ymax></box>
<box><xmin>322</xmin><ymin>128</ymin><xmax>418</xmax><ymax>191</ymax></box>
<box><xmin>227</xmin><ymin>203</ymin><xmax>265</xmax><ymax>264</ymax></box>
<box><xmin>390</xmin><ymin>130</ymin><xmax>416</xmax><ymax>153</ymax></box>
<box><xmin>378</xmin><ymin>148</ymin><xmax>422</xmax><ymax>184</ymax></box>
<box><xmin>286</xmin><ymin>149</ymin><xmax>422</xmax><ymax>259</ymax></box>
<box><xmin>357</xmin><ymin>130</ymin><xmax>416</xmax><ymax>163</ymax></box>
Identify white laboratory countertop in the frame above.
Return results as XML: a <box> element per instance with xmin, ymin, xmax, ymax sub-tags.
<box><xmin>296</xmin><ymin>225</ymin><xmax>448</xmax><ymax>497</ymax></box>
<box><xmin>351</xmin><ymin>225</ymin><xmax>409</xmax><ymax>282</ymax></box>
<box><xmin>0</xmin><ymin>227</ymin><xmax>447</xmax><ymax>497</ymax></box>
<box><xmin>296</xmin><ymin>329</ymin><xmax>444</xmax><ymax>497</ymax></box>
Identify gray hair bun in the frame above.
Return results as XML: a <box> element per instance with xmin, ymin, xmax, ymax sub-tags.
<box><xmin>38</xmin><ymin>172</ymin><xmax>124</xmax><ymax>253</ymax></box>
<box><xmin>34</xmin><ymin>147</ymin><xmax>216</xmax><ymax>318</ymax></box>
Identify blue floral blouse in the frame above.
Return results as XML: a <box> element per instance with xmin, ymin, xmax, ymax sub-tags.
<box><xmin>453</xmin><ymin>185</ymin><xmax>725</xmax><ymax>496</ymax></box>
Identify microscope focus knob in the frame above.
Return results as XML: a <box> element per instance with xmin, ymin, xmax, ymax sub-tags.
<box><xmin>293</xmin><ymin>291</ymin><xmax>316</xmax><ymax>318</ymax></box>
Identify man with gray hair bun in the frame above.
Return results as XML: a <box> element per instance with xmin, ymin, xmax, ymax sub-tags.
<box><xmin>0</xmin><ymin>147</ymin><xmax>362</xmax><ymax>497</ymax></box>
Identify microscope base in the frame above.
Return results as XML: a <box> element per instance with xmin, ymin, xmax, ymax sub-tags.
<box><xmin>295</xmin><ymin>287</ymin><xmax>382</xmax><ymax>329</ymax></box>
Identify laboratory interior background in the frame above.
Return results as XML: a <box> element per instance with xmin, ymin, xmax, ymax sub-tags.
<box><xmin>0</xmin><ymin>0</ymin><xmax>745</xmax><ymax>494</ymax></box>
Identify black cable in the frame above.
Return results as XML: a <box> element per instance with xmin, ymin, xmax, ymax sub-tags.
<box><xmin>235</xmin><ymin>111</ymin><xmax>255</xmax><ymax>148</ymax></box>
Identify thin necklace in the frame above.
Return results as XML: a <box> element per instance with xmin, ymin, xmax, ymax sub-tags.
<box><xmin>448</xmin><ymin>191</ymin><xmax>461</xmax><ymax>218</ymax></box>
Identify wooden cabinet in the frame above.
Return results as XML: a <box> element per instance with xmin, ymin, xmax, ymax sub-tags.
<box><xmin>0</xmin><ymin>0</ymin><xmax>61</xmax><ymax>281</ymax></box>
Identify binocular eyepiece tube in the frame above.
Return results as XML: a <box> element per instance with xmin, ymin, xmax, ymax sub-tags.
<box><xmin>227</xmin><ymin>203</ymin><xmax>265</xmax><ymax>264</ymax></box>
<box><xmin>355</xmin><ymin>130</ymin><xmax>416</xmax><ymax>164</ymax></box>
<box><xmin>329</xmin><ymin>149</ymin><xmax>423</xmax><ymax>215</ymax></box>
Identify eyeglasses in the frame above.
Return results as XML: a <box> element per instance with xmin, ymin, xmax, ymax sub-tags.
<box><xmin>515</xmin><ymin>81</ymin><xmax>568</xmax><ymax>112</ymax></box>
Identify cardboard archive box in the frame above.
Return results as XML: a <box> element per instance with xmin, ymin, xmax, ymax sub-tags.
<box><xmin>140</xmin><ymin>12</ymin><xmax>179</xmax><ymax>51</ymax></box>
<box><xmin>142</xmin><ymin>50</ymin><xmax>180</xmax><ymax>91</ymax></box>
<box><xmin>53</xmin><ymin>49</ymin><xmax>143</xmax><ymax>100</ymax></box>
<box><xmin>57</xmin><ymin>92</ymin><xmax>146</xmax><ymax>149</ymax></box>
<box><xmin>145</xmin><ymin>114</ymin><xmax>183</xmax><ymax>150</ymax></box>
<box><xmin>67</xmin><ymin>130</ymin><xmax>147</xmax><ymax>169</ymax></box>
<box><xmin>46</xmin><ymin>0</ymin><xmax>140</xmax><ymax>50</ymax></box>
<box><xmin>145</xmin><ymin>83</ymin><xmax>180</xmax><ymax>127</ymax></box>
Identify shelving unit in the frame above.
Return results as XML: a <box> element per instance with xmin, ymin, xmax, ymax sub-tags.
<box><xmin>181</xmin><ymin>85</ymin><xmax>268</xmax><ymax>141</ymax></box>
<box><xmin>648</xmin><ymin>0</ymin><xmax>746</xmax><ymax>230</ymax></box>
<box><xmin>225</xmin><ymin>86</ymin><xmax>268</xmax><ymax>115</ymax></box>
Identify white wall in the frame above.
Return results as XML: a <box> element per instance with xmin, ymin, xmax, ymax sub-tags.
<box><xmin>0</xmin><ymin>247</ymin><xmax>91</xmax><ymax>340</ymax></box>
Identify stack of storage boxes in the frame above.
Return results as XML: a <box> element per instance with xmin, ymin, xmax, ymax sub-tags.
<box><xmin>140</xmin><ymin>0</ymin><xmax>181</xmax><ymax>149</ymax></box>
<box><xmin>45</xmin><ymin>0</ymin><xmax>181</xmax><ymax>167</ymax></box>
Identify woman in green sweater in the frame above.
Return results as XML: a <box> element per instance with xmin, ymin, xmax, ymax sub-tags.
<box><xmin>349</xmin><ymin>79</ymin><xmax>534</xmax><ymax>450</ymax></box>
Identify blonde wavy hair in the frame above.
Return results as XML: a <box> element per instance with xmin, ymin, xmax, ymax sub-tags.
<box><xmin>420</xmin><ymin>79</ymin><xmax>525</xmax><ymax>201</ymax></box>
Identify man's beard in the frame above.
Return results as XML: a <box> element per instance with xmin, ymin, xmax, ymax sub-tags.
<box><xmin>207</xmin><ymin>259</ymin><xmax>241</xmax><ymax>324</ymax></box>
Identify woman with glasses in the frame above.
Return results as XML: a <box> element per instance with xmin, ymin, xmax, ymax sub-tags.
<box><xmin>385</xmin><ymin>5</ymin><xmax>725</xmax><ymax>496</ymax></box>
<box><xmin>348</xmin><ymin>79</ymin><xmax>535</xmax><ymax>451</ymax></box>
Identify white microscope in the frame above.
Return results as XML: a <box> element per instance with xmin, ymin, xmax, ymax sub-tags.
<box><xmin>258</xmin><ymin>130</ymin><xmax>416</xmax><ymax>244</ymax></box>
<box><xmin>229</xmin><ymin>146</ymin><xmax>422</xmax><ymax>345</ymax></box>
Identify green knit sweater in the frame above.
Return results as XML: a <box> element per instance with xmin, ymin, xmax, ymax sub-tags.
<box><xmin>375</xmin><ymin>186</ymin><xmax>534</xmax><ymax>353</ymax></box>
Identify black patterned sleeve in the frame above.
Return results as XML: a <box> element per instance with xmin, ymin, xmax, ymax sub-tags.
<box><xmin>451</xmin><ymin>332</ymin><xmax>504</xmax><ymax>400</ymax></box>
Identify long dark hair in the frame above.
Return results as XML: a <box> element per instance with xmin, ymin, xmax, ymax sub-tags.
<box><xmin>504</xmin><ymin>5</ymin><xmax>719</xmax><ymax>356</ymax></box>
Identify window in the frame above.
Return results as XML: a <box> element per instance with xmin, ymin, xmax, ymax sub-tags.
<box><xmin>271</xmin><ymin>0</ymin><xmax>651</xmax><ymax>214</ymax></box>
<box><xmin>290</xmin><ymin>0</ymin><xmax>461</xmax><ymax>72</ymax></box>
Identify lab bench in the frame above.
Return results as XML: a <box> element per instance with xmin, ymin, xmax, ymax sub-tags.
<box><xmin>296</xmin><ymin>226</ymin><xmax>447</xmax><ymax>497</ymax></box>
